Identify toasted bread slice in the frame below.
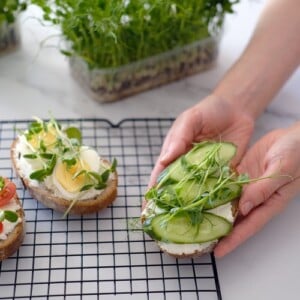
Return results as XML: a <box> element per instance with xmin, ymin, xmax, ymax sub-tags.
<box><xmin>0</xmin><ymin>194</ymin><xmax>25</xmax><ymax>261</ymax></box>
<box><xmin>11</xmin><ymin>138</ymin><xmax>118</xmax><ymax>215</ymax></box>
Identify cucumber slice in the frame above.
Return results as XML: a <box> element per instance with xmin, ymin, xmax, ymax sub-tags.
<box><xmin>186</xmin><ymin>141</ymin><xmax>236</xmax><ymax>167</ymax></box>
<box><xmin>157</xmin><ymin>141</ymin><xmax>237</xmax><ymax>185</ymax></box>
<box><xmin>157</xmin><ymin>157</ymin><xmax>188</xmax><ymax>186</ymax></box>
<box><xmin>143</xmin><ymin>212</ymin><xmax>232</xmax><ymax>244</ymax></box>
<box><xmin>174</xmin><ymin>178</ymin><xmax>241</xmax><ymax>209</ymax></box>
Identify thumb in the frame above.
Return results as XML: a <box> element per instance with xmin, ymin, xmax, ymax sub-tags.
<box><xmin>148</xmin><ymin>138</ymin><xmax>189</xmax><ymax>188</ymax></box>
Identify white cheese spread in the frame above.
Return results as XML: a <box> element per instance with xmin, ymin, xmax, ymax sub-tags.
<box><xmin>142</xmin><ymin>200</ymin><xmax>234</xmax><ymax>256</ymax></box>
<box><xmin>0</xmin><ymin>198</ymin><xmax>22</xmax><ymax>240</ymax></box>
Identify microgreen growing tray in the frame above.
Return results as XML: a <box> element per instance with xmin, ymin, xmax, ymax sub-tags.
<box><xmin>69</xmin><ymin>35</ymin><xmax>219</xmax><ymax>103</ymax></box>
<box><xmin>0</xmin><ymin>21</ymin><xmax>19</xmax><ymax>55</ymax></box>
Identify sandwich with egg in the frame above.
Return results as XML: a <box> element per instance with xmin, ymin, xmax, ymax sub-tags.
<box><xmin>11</xmin><ymin>117</ymin><xmax>118</xmax><ymax>216</ymax></box>
<box><xmin>141</xmin><ymin>141</ymin><xmax>246</xmax><ymax>258</ymax></box>
<box><xmin>0</xmin><ymin>176</ymin><xmax>25</xmax><ymax>261</ymax></box>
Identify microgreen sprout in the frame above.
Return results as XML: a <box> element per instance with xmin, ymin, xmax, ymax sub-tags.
<box><xmin>31</xmin><ymin>0</ymin><xmax>240</xmax><ymax>69</ymax></box>
<box><xmin>0</xmin><ymin>210</ymin><xmax>18</xmax><ymax>223</ymax></box>
<box><xmin>0</xmin><ymin>177</ymin><xmax>4</xmax><ymax>191</ymax></box>
<box><xmin>20</xmin><ymin>118</ymin><xmax>118</xmax><ymax>193</ymax></box>
<box><xmin>144</xmin><ymin>141</ymin><xmax>282</xmax><ymax>238</ymax></box>
<box><xmin>0</xmin><ymin>0</ymin><xmax>28</xmax><ymax>25</ymax></box>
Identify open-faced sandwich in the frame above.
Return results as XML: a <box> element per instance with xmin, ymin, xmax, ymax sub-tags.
<box><xmin>0</xmin><ymin>176</ymin><xmax>25</xmax><ymax>261</ymax></box>
<box><xmin>11</xmin><ymin>117</ymin><xmax>118</xmax><ymax>216</ymax></box>
<box><xmin>142</xmin><ymin>141</ymin><xmax>246</xmax><ymax>258</ymax></box>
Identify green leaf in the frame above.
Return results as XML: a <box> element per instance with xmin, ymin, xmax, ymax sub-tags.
<box><xmin>80</xmin><ymin>184</ymin><xmax>94</xmax><ymax>192</ymax></box>
<box><xmin>29</xmin><ymin>169</ymin><xmax>48</xmax><ymax>182</ymax></box>
<box><xmin>4</xmin><ymin>211</ymin><xmax>18</xmax><ymax>223</ymax></box>
<box><xmin>88</xmin><ymin>171</ymin><xmax>102</xmax><ymax>183</ymax></box>
<box><xmin>145</xmin><ymin>188</ymin><xmax>157</xmax><ymax>200</ymax></box>
<box><xmin>0</xmin><ymin>176</ymin><xmax>5</xmax><ymax>191</ymax></box>
<box><xmin>95</xmin><ymin>183</ymin><xmax>107</xmax><ymax>190</ymax></box>
<box><xmin>40</xmin><ymin>153</ymin><xmax>54</xmax><ymax>160</ymax></box>
<box><xmin>64</xmin><ymin>127</ymin><xmax>82</xmax><ymax>145</ymax></box>
<box><xmin>101</xmin><ymin>170</ymin><xmax>110</xmax><ymax>183</ymax></box>
<box><xmin>39</xmin><ymin>140</ymin><xmax>47</xmax><ymax>152</ymax></box>
<box><xmin>111</xmin><ymin>158</ymin><xmax>117</xmax><ymax>172</ymax></box>
<box><xmin>60</xmin><ymin>49</ymin><xmax>72</xmax><ymax>57</ymax></box>
<box><xmin>23</xmin><ymin>154</ymin><xmax>38</xmax><ymax>159</ymax></box>
<box><xmin>62</xmin><ymin>157</ymin><xmax>77</xmax><ymax>167</ymax></box>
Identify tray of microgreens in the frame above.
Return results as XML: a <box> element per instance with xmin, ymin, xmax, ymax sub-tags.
<box><xmin>32</xmin><ymin>0</ymin><xmax>239</xmax><ymax>102</ymax></box>
<box><xmin>0</xmin><ymin>0</ymin><xmax>28</xmax><ymax>54</ymax></box>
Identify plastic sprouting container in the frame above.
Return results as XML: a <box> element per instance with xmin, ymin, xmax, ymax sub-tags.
<box><xmin>69</xmin><ymin>35</ymin><xmax>219</xmax><ymax>103</ymax></box>
<box><xmin>0</xmin><ymin>21</ymin><xmax>20</xmax><ymax>55</ymax></box>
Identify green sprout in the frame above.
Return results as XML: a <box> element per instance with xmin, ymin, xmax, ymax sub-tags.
<box><xmin>0</xmin><ymin>0</ymin><xmax>28</xmax><ymax>25</ymax></box>
<box><xmin>31</xmin><ymin>0</ymin><xmax>240</xmax><ymax>69</ymax></box>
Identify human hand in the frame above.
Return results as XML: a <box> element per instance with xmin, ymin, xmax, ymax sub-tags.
<box><xmin>214</xmin><ymin>122</ymin><xmax>300</xmax><ymax>257</ymax></box>
<box><xmin>149</xmin><ymin>94</ymin><xmax>255</xmax><ymax>187</ymax></box>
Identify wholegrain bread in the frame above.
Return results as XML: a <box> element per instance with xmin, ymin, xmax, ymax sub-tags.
<box><xmin>11</xmin><ymin>137</ymin><xmax>118</xmax><ymax>215</ymax></box>
<box><xmin>0</xmin><ymin>194</ymin><xmax>25</xmax><ymax>261</ymax></box>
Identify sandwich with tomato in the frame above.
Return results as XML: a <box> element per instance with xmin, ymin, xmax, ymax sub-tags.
<box><xmin>0</xmin><ymin>176</ymin><xmax>25</xmax><ymax>261</ymax></box>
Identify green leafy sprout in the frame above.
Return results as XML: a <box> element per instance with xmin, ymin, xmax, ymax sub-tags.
<box><xmin>31</xmin><ymin>0</ymin><xmax>240</xmax><ymax>69</ymax></box>
<box><xmin>0</xmin><ymin>176</ymin><xmax>5</xmax><ymax>191</ymax></box>
<box><xmin>143</xmin><ymin>141</ymin><xmax>280</xmax><ymax>240</ymax></box>
<box><xmin>21</xmin><ymin>117</ymin><xmax>117</xmax><ymax>192</ymax></box>
<box><xmin>0</xmin><ymin>0</ymin><xmax>28</xmax><ymax>25</ymax></box>
<box><xmin>0</xmin><ymin>210</ymin><xmax>18</xmax><ymax>223</ymax></box>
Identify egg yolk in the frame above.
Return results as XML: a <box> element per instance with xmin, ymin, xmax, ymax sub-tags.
<box><xmin>55</xmin><ymin>160</ymin><xmax>90</xmax><ymax>193</ymax></box>
<box><xmin>29</xmin><ymin>125</ymin><xmax>57</xmax><ymax>150</ymax></box>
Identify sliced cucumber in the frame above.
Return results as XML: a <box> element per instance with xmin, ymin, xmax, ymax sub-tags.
<box><xmin>157</xmin><ymin>157</ymin><xmax>188</xmax><ymax>186</ymax></box>
<box><xmin>173</xmin><ymin>178</ymin><xmax>241</xmax><ymax>209</ymax></box>
<box><xmin>143</xmin><ymin>212</ymin><xmax>232</xmax><ymax>244</ymax></box>
<box><xmin>157</xmin><ymin>141</ymin><xmax>237</xmax><ymax>185</ymax></box>
<box><xmin>185</xmin><ymin>141</ymin><xmax>236</xmax><ymax>167</ymax></box>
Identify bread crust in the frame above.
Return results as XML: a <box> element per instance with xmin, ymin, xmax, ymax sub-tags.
<box><xmin>0</xmin><ymin>194</ymin><xmax>25</xmax><ymax>261</ymax></box>
<box><xmin>11</xmin><ymin>138</ymin><xmax>118</xmax><ymax>215</ymax></box>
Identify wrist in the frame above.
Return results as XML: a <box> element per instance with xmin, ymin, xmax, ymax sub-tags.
<box><xmin>211</xmin><ymin>86</ymin><xmax>259</xmax><ymax>122</ymax></box>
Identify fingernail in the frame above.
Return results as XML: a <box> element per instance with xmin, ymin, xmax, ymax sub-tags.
<box><xmin>242</xmin><ymin>202</ymin><xmax>253</xmax><ymax>215</ymax></box>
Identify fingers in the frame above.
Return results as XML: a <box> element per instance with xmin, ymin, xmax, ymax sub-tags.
<box><xmin>239</xmin><ymin>161</ymin><xmax>292</xmax><ymax>215</ymax></box>
<box><xmin>149</xmin><ymin>109</ymin><xmax>200</xmax><ymax>187</ymax></box>
<box><xmin>214</xmin><ymin>188</ymin><xmax>289</xmax><ymax>258</ymax></box>
<box><xmin>238</xmin><ymin>136</ymin><xmax>299</xmax><ymax>216</ymax></box>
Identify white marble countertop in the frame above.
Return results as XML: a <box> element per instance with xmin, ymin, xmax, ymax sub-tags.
<box><xmin>1</xmin><ymin>1</ymin><xmax>300</xmax><ymax>300</ymax></box>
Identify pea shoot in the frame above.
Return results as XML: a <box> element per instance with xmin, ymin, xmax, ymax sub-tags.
<box><xmin>31</xmin><ymin>0</ymin><xmax>239</xmax><ymax>69</ymax></box>
<box><xmin>20</xmin><ymin>117</ymin><xmax>117</xmax><ymax>194</ymax></box>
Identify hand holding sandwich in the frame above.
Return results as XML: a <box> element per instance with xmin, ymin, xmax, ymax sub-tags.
<box><xmin>148</xmin><ymin>0</ymin><xmax>300</xmax><ymax>257</ymax></box>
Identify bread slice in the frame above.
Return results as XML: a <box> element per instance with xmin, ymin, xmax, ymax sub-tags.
<box><xmin>0</xmin><ymin>193</ymin><xmax>25</xmax><ymax>261</ymax></box>
<box><xmin>11</xmin><ymin>138</ymin><xmax>118</xmax><ymax>215</ymax></box>
<box><xmin>142</xmin><ymin>199</ymin><xmax>239</xmax><ymax>259</ymax></box>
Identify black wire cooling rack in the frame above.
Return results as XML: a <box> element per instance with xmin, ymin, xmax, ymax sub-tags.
<box><xmin>0</xmin><ymin>118</ymin><xmax>222</xmax><ymax>300</ymax></box>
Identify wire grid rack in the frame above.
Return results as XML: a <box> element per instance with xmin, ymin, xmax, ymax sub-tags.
<box><xmin>0</xmin><ymin>118</ymin><xmax>222</xmax><ymax>300</ymax></box>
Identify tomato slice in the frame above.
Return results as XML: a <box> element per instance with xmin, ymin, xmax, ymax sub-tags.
<box><xmin>0</xmin><ymin>179</ymin><xmax>16</xmax><ymax>207</ymax></box>
<box><xmin>0</xmin><ymin>222</ymin><xmax>3</xmax><ymax>233</ymax></box>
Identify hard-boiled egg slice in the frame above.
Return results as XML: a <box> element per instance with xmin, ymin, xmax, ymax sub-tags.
<box><xmin>52</xmin><ymin>147</ymin><xmax>100</xmax><ymax>199</ymax></box>
<box><xmin>29</xmin><ymin>124</ymin><xmax>58</xmax><ymax>150</ymax></box>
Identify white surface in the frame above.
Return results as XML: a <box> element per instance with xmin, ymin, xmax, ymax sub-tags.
<box><xmin>1</xmin><ymin>1</ymin><xmax>300</xmax><ymax>299</ymax></box>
